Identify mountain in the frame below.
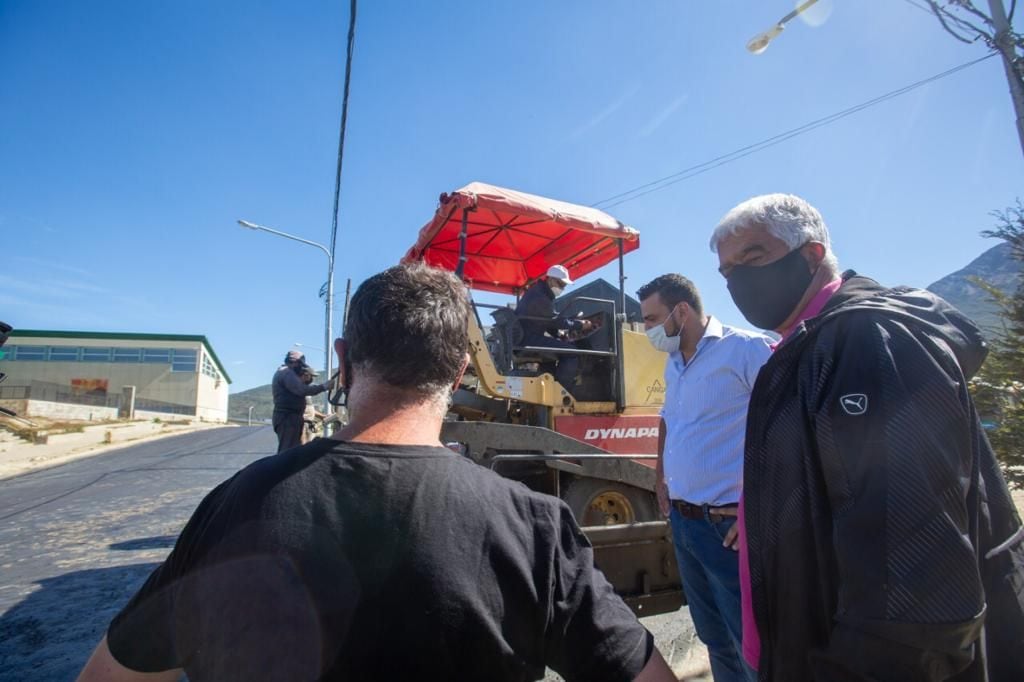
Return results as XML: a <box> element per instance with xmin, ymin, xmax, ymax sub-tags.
<box><xmin>228</xmin><ymin>383</ymin><xmax>274</xmax><ymax>422</ymax></box>
<box><xmin>927</xmin><ymin>242</ymin><xmax>1021</xmax><ymax>335</ymax></box>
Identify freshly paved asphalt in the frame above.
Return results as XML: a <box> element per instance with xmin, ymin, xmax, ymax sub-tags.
<box><xmin>0</xmin><ymin>425</ymin><xmax>702</xmax><ymax>680</ymax></box>
<box><xmin>0</xmin><ymin>425</ymin><xmax>273</xmax><ymax>680</ymax></box>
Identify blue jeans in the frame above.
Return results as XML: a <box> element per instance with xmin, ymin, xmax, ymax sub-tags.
<box><xmin>670</xmin><ymin>505</ymin><xmax>755</xmax><ymax>682</ymax></box>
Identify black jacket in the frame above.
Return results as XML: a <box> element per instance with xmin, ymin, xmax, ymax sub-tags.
<box><xmin>271</xmin><ymin>365</ymin><xmax>325</xmax><ymax>414</ymax></box>
<box><xmin>515</xmin><ymin>280</ymin><xmax>582</xmax><ymax>340</ymax></box>
<box><xmin>745</xmin><ymin>273</ymin><xmax>1024</xmax><ymax>682</ymax></box>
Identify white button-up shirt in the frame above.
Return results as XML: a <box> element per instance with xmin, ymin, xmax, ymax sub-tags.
<box><xmin>661</xmin><ymin>316</ymin><xmax>773</xmax><ymax>505</ymax></box>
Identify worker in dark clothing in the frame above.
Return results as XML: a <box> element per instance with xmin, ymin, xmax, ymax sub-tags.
<box><xmin>515</xmin><ymin>264</ymin><xmax>592</xmax><ymax>395</ymax></box>
<box><xmin>271</xmin><ymin>350</ymin><xmax>330</xmax><ymax>453</ymax></box>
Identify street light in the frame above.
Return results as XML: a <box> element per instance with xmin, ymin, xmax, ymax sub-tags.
<box><xmin>747</xmin><ymin>0</ymin><xmax>820</xmax><ymax>54</ymax></box>
<box><xmin>238</xmin><ymin>219</ymin><xmax>335</xmax><ymax>412</ymax></box>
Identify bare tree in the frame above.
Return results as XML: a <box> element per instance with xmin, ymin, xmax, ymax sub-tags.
<box><xmin>922</xmin><ymin>1</ymin><xmax>1024</xmax><ymax>154</ymax></box>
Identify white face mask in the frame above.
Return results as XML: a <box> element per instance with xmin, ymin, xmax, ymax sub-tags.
<box><xmin>645</xmin><ymin>306</ymin><xmax>684</xmax><ymax>353</ymax></box>
<box><xmin>549</xmin><ymin>284</ymin><xmax>565</xmax><ymax>297</ymax></box>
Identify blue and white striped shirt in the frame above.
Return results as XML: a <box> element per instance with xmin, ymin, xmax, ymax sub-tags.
<box><xmin>661</xmin><ymin>316</ymin><xmax>773</xmax><ymax>505</ymax></box>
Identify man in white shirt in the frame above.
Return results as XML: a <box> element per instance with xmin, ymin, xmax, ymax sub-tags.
<box><xmin>638</xmin><ymin>273</ymin><xmax>771</xmax><ymax>682</ymax></box>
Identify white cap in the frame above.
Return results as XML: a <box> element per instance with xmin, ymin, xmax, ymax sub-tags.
<box><xmin>546</xmin><ymin>264</ymin><xmax>572</xmax><ymax>285</ymax></box>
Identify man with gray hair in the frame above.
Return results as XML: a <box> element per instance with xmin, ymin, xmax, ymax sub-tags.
<box><xmin>709</xmin><ymin>193</ymin><xmax>1024</xmax><ymax>681</ymax></box>
<box><xmin>77</xmin><ymin>263</ymin><xmax>675</xmax><ymax>682</ymax></box>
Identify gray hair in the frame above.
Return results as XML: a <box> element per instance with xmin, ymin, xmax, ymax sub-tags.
<box><xmin>709</xmin><ymin>193</ymin><xmax>838</xmax><ymax>270</ymax></box>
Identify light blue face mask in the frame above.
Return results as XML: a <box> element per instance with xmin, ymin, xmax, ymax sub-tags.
<box><xmin>645</xmin><ymin>305</ymin><xmax>684</xmax><ymax>353</ymax></box>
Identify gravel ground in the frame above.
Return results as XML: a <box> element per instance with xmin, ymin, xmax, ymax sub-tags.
<box><xmin>542</xmin><ymin>608</ymin><xmax>711</xmax><ymax>682</ymax></box>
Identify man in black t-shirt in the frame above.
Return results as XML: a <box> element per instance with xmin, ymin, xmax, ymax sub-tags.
<box><xmin>77</xmin><ymin>263</ymin><xmax>674</xmax><ymax>682</ymax></box>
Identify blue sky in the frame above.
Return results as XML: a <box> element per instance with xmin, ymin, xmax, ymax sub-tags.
<box><xmin>1</xmin><ymin>0</ymin><xmax>1021</xmax><ymax>392</ymax></box>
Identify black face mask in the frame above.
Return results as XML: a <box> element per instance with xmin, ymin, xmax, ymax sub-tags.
<box><xmin>726</xmin><ymin>246</ymin><xmax>813</xmax><ymax>331</ymax></box>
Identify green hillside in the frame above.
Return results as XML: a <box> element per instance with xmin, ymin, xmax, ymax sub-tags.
<box><xmin>228</xmin><ymin>384</ymin><xmax>274</xmax><ymax>422</ymax></box>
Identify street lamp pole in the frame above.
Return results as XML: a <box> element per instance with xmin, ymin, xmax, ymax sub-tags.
<box><xmin>746</xmin><ymin>0</ymin><xmax>820</xmax><ymax>54</ymax></box>
<box><xmin>238</xmin><ymin>219</ymin><xmax>335</xmax><ymax>411</ymax></box>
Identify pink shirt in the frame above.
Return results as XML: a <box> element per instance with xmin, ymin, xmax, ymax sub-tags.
<box><xmin>739</xmin><ymin>278</ymin><xmax>842</xmax><ymax>669</ymax></box>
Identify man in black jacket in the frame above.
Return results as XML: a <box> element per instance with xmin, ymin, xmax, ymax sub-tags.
<box><xmin>515</xmin><ymin>264</ymin><xmax>592</xmax><ymax>395</ymax></box>
<box><xmin>709</xmin><ymin>193</ymin><xmax>1024</xmax><ymax>681</ymax></box>
<box><xmin>271</xmin><ymin>350</ymin><xmax>330</xmax><ymax>452</ymax></box>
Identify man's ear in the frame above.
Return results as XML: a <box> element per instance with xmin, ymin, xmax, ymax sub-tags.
<box><xmin>801</xmin><ymin>242</ymin><xmax>827</xmax><ymax>271</ymax></box>
<box><xmin>675</xmin><ymin>301</ymin><xmax>689</xmax><ymax>323</ymax></box>
<box><xmin>334</xmin><ymin>338</ymin><xmax>349</xmax><ymax>388</ymax></box>
<box><xmin>451</xmin><ymin>353</ymin><xmax>470</xmax><ymax>392</ymax></box>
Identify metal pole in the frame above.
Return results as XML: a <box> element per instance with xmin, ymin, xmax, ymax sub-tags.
<box><xmin>987</xmin><ymin>0</ymin><xmax>1024</xmax><ymax>158</ymax></box>
<box><xmin>617</xmin><ymin>239</ymin><xmax>626</xmax><ymax>320</ymax></box>
<box><xmin>247</xmin><ymin>405</ymin><xmax>254</xmax><ymax>426</ymax></box>
<box><xmin>616</xmin><ymin>239</ymin><xmax>627</xmax><ymax>411</ymax></box>
<box><xmin>779</xmin><ymin>0</ymin><xmax>819</xmax><ymax>25</ymax></box>
<box><xmin>455</xmin><ymin>208</ymin><xmax>469</xmax><ymax>280</ymax></box>
<box><xmin>342</xmin><ymin>278</ymin><xmax>352</xmax><ymax>329</ymax></box>
<box><xmin>324</xmin><ymin>253</ymin><xmax>334</xmax><ymax>413</ymax></box>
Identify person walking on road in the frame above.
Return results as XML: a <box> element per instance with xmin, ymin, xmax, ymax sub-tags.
<box><xmin>711</xmin><ymin>193</ymin><xmax>1024</xmax><ymax>682</ymax></box>
<box><xmin>271</xmin><ymin>350</ymin><xmax>329</xmax><ymax>453</ymax></box>
<box><xmin>637</xmin><ymin>273</ymin><xmax>771</xmax><ymax>682</ymax></box>
<box><xmin>77</xmin><ymin>263</ymin><xmax>675</xmax><ymax>682</ymax></box>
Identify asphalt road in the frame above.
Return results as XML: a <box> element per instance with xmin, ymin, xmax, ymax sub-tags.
<box><xmin>0</xmin><ymin>426</ymin><xmax>271</xmax><ymax>679</ymax></box>
<box><xmin>0</xmin><ymin>425</ymin><xmax>702</xmax><ymax>680</ymax></box>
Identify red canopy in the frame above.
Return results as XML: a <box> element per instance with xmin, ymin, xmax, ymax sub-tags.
<box><xmin>401</xmin><ymin>182</ymin><xmax>640</xmax><ymax>294</ymax></box>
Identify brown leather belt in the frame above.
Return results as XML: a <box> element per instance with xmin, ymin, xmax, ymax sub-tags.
<box><xmin>672</xmin><ymin>500</ymin><xmax>739</xmax><ymax>523</ymax></box>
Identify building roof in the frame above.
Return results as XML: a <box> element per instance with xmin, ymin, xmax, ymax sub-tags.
<box><xmin>554</xmin><ymin>278</ymin><xmax>642</xmax><ymax>323</ymax></box>
<box><xmin>7</xmin><ymin>329</ymin><xmax>232</xmax><ymax>383</ymax></box>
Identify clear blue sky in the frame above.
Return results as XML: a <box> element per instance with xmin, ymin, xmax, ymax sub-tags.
<box><xmin>2</xmin><ymin>0</ymin><xmax>1021</xmax><ymax>392</ymax></box>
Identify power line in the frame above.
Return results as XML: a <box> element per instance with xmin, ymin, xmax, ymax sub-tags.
<box><xmin>328</xmin><ymin>0</ymin><xmax>357</xmax><ymax>275</ymax></box>
<box><xmin>591</xmin><ymin>52</ymin><xmax>997</xmax><ymax>211</ymax></box>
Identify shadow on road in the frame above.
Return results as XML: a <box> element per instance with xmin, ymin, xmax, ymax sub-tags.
<box><xmin>0</xmin><ymin>562</ymin><xmax>159</xmax><ymax>680</ymax></box>
<box><xmin>109</xmin><ymin>535</ymin><xmax>177</xmax><ymax>551</ymax></box>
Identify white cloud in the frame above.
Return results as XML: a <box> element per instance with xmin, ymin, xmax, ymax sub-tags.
<box><xmin>11</xmin><ymin>257</ymin><xmax>97</xmax><ymax>278</ymax></box>
<box><xmin>570</xmin><ymin>83</ymin><xmax>643</xmax><ymax>140</ymax></box>
<box><xmin>639</xmin><ymin>94</ymin><xmax>688</xmax><ymax>137</ymax></box>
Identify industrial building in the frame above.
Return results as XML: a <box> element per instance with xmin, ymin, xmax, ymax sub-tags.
<box><xmin>0</xmin><ymin>330</ymin><xmax>230</xmax><ymax>422</ymax></box>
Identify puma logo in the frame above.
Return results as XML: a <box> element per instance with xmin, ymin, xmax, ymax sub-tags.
<box><xmin>840</xmin><ymin>393</ymin><xmax>868</xmax><ymax>416</ymax></box>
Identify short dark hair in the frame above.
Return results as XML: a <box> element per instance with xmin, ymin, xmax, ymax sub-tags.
<box><xmin>636</xmin><ymin>274</ymin><xmax>704</xmax><ymax>316</ymax></box>
<box><xmin>345</xmin><ymin>263</ymin><xmax>470</xmax><ymax>393</ymax></box>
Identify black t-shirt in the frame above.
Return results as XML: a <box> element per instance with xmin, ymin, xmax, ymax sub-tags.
<box><xmin>107</xmin><ymin>439</ymin><xmax>653</xmax><ymax>681</ymax></box>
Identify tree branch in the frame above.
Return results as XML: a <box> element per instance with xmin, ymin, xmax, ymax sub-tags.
<box><xmin>926</xmin><ymin>1</ymin><xmax>985</xmax><ymax>43</ymax></box>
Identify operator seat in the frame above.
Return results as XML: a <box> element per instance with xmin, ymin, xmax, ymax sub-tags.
<box><xmin>489</xmin><ymin>307</ymin><xmax>559</xmax><ymax>373</ymax></box>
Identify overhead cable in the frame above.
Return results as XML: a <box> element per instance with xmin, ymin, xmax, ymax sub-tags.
<box><xmin>591</xmin><ymin>52</ymin><xmax>997</xmax><ymax>211</ymax></box>
<box><xmin>328</xmin><ymin>0</ymin><xmax>358</xmax><ymax>281</ymax></box>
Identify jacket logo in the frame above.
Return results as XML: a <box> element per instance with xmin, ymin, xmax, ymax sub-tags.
<box><xmin>840</xmin><ymin>393</ymin><xmax>868</xmax><ymax>416</ymax></box>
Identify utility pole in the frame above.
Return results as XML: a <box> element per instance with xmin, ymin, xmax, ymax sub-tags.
<box><xmin>988</xmin><ymin>0</ymin><xmax>1024</xmax><ymax>157</ymax></box>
